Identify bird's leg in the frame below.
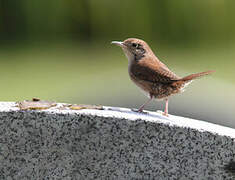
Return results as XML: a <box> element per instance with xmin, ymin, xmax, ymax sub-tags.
<box><xmin>137</xmin><ymin>97</ymin><xmax>153</xmax><ymax>112</ymax></box>
<box><xmin>163</xmin><ymin>99</ymin><xmax>169</xmax><ymax>116</ymax></box>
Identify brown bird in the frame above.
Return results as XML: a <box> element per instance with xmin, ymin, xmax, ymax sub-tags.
<box><xmin>112</xmin><ymin>38</ymin><xmax>214</xmax><ymax>116</ymax></box>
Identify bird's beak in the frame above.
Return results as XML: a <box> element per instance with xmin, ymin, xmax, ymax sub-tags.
<box><xmin>111</xmin><ymin>41</ymin><xmax>124</xmax><ymax>47</ymax></box>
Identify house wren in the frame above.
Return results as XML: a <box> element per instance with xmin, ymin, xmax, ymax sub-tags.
<box><xmin>112</xmin><ymin>38</ymin><xmax>214</xmax><ymax>116</ymax></box>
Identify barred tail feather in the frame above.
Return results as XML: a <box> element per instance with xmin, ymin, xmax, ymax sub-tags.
<box><xmin>180</xmin><ymin>70</ymin><xmax>215</xmax><ymax>82</ymax></box>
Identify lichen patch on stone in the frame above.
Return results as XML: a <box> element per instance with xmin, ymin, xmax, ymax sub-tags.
<box><xmin>17</xmin><ymin>98</ymin><xmax>57</xmax><ymax>110</ymax></box>
<box><xmin>67</xmin><ymin>104</ymin><xmax>104</xmax><ymax>110</ymax></box>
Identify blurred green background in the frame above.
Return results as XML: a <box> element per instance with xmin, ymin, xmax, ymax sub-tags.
<box><xmin>0</xmin><ymin>0</ymin><xmax>235</xmax><ymax>127</ymax></box>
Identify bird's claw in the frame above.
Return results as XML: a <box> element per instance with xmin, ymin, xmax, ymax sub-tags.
<box><xmin>162</xmin><ymin>112</ymin><xmax>169</xmax><ymax>117</ymax></box>
<box><xmin>131</xmin><ymin>108</ymin><xmax>148</xmax><ymax>114</ymax></box>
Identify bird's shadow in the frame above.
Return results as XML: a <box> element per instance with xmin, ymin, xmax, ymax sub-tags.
<box><xmin>106</xmin><ymin>107</ymin><xmax>170</xmax><ymax>121</ymax></box>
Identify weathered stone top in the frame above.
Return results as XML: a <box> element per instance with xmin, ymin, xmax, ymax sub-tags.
<box><xmin>0</xmin><ymin>102</ymin><xmax>235</xmax><ymax>179</ymax></box>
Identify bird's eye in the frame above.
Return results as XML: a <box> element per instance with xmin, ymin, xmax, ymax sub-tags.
<box><xmin>132</xmin><ymin>43</ymin><xmax>138</xmax><ymax>48</ymax></box>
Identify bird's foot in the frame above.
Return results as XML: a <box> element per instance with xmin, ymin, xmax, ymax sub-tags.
<box><xmin>157</xmin><ymin>110</ymin><xmax>169</xmax><ymax>117</ymax></box>
<box><xmin>162</xmin><ymin>112</ymin><xmax>169</xmax><ymax>117</ymax></box>
<box><xmin>131</xmin><ymin>108</ymin><xmax>148</xmax><ymax>114</ymax></box>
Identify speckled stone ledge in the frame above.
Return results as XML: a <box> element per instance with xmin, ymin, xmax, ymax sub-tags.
<box><xmin>0</xmin><ymin>102</ymin><xmax>235</xmax><ymax>179</ymax></box>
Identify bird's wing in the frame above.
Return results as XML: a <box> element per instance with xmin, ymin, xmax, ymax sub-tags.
<box><xmin>129</xmin><ymin>61</ymin><xmax>180</xmax><ymax>84</ymax></box>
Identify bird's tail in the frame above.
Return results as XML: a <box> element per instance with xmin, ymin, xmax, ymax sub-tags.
<box><xmin>172</xmin><ymin>70</ymin><xmax>215</xmax><ymax>87</ymax></box>
<box><xmin>179</xmin><ymin>70</ymin><xmax>215</xmax><ymax>82</ymax></box>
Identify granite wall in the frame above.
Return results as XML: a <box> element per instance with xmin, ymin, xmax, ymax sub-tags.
<box><xmin>0</xmin><ymin>102</ymin><xmax>235</xmax><ymax>179</ymax></box>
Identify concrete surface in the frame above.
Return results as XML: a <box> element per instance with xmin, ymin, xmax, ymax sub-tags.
<box><xmin>0</xmin><ymin>102</ymin><xmax>235</xmax><ymax>179</ymax></box>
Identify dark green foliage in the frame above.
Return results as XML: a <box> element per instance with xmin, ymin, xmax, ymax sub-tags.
<box><xmin>0</xmin><ymin>0</ymin><xmax>234</xmax><ymax>44</ymax></box>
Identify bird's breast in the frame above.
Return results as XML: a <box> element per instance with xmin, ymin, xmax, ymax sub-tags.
<box><xmin>128</xmin><ymin>71</ymin><xmax>152</xmax><ymax>98</ymax></box>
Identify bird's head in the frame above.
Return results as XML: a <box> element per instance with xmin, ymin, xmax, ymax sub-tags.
<box><xmin>112</xmin><ymin>38</ymin><xmax>153</xmax><ymax>62</ymax></box>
